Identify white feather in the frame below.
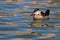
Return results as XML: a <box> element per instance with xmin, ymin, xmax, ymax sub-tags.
<box><xmin>33</xmin><ymin>11</ymin><xmax>43</xmax><ymax>18</ymax></box>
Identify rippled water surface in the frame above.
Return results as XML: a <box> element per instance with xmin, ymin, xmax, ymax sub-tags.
<box><xmin>0</xmin><ymin>0</ymin><xmax>60</xmax><ymax>40</ymax></box>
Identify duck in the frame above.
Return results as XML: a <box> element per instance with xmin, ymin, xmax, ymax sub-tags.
<box><xmin>31</xmin><ymin>8</ymin><xmax>50</xmax><ymax>20</ymax></box>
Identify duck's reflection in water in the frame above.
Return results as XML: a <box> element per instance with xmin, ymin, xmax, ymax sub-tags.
<box><xmin>29</xmin><ymin>18</ymin><xmax>49</xmax><ymax>27</ymax></box>
<box><xmin>30</xmin><ymin>19</ymin><xmax>43</xmax><ymax>27</ymax></box>
<box><xmin>28</xmin><ymin>19</ymin><xmax>57</xmax><ymax>39</ymax></box>
<box><xmin>29</xmin><ymin>18</ymin><xmax>55</xmax><ymax>29</ymax></box>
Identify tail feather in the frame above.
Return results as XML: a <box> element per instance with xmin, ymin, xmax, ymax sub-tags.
<box><xmin>45</xmin><ymin>9</ymin><xmax>50</xmax><ymax>16</ymax></box>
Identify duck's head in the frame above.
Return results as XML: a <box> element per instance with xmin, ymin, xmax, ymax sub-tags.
<box><xmin>31</xmin><ymin>8</ymin><xmax>41</xmax><ymax>16</ymax></box>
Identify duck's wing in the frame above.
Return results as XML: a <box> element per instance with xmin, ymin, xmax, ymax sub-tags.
<box><xmin>45</xmin><ymin>9</ymin><xmax>50</xmax><ymax>16</ymax></box>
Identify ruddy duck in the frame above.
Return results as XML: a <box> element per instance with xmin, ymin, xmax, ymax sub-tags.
<box><xmin>31</xmin><ymin>8</ymin><xmax>50</xmax><ymax>19</ymax></box>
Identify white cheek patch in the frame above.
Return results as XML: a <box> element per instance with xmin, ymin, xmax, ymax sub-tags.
<box><xmin>34</xmin><ymin>11</ymin><xmax>41</xmax><ymax>16</ymax></box>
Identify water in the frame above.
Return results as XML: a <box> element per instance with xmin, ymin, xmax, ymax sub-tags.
<box><xmin>0</xmin><ymin>0</ymin><xmax>60</xmax><ymax>40</ymax></box>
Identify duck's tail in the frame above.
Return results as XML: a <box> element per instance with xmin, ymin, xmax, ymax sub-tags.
<box><xmin>45</xmin><ymin>9</ymin><xmax>50</xmax><ymax>16</ymax></box>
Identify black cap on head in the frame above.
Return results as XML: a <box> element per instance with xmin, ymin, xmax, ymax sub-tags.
<box><xmin>33</xmin><ymin>8</ymin><xmax>39</xmax><ymax>12</ymax></box>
